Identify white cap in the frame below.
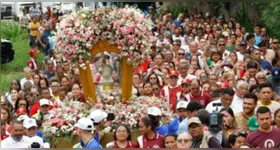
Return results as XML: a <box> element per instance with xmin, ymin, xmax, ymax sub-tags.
<box><xmin>29</xmin><ymin>136</ymin><xmax>44</xmax><ymax>148</ymax></box>
<box><xmin>39</xmin><ymin>99</ymin><xmax>50</xmax><ymax>106</ymax></box>
<box><xmin>176</xmin><ymin>101</ymin><xmax>189</xmax><ymax>110</ymax></box>
<box><xmin>148</xmin><ymin>107</ymin><xmax>162</xmax><ymax>116</ymax></box>
<box><xmin>74</xmin><ymin>117</ymin><xmax>94</xmax><ymax>131</ymax></box>
<box><xmin>89</xmin><ymin>109</ymin><xmax>108</xmax><ymax>123</ymax></box>
<box><xmin>23</xmin><ymin>118</ymin><xmax>37</xmax><ymax>129</ymax></box>
<box><xmin>17</xmin><ymin>115</ymin><xmax>29</xmax><ymax>122</ymax></box>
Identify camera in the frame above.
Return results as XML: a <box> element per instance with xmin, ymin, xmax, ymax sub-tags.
<box><xmin>208</xmin><ymin>103</ymin><xmax>222</xmax><ymax>133</ymax></box>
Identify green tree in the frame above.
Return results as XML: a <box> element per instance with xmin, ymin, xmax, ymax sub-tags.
<box><xmin>261</xmin><ymin>2</ymin><xmax>280</xmax><ymax>38</ymax></box>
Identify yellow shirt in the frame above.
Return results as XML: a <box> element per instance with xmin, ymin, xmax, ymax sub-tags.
<box><xmin>29</xmin><ymin>22</ymin><xmax>41</xmax><ymax>36</ymax></box>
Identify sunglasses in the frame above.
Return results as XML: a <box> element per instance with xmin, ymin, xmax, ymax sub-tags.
<box><xmin>178</xmin><ymin>53</ymin><xmax>185</xmax><ymax>56</ymax></box>
<box><xmin>219</xmin><ymin>44</ymin><xmax>226</xmax><ymax>46</ymax></box>
<box><xmin>233</xmin><ymin>131</ymin><xmax>248</xmax><ymax>137</ymax></box>
<box><xmin>273</xmin><ymin>42</ymin><xmax>279</xmax><ymax>44</ymax></box>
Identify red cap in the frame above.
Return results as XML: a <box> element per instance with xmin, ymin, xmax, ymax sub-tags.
<box><xmin>169</xmin><ymin>70</ymin><xmax>179</xmax><ymax>77</ymax></box>
<box><xmin>181</xmin><ymin>78</ymin><xmax>191</xmax><ymax>84</ymax></box>
<box><xmin>16</xmin><ymin>107</ymin><xmax>28</xmax><ymax>115</ymax></box>
<box><xmin>220</xmin><ymin>81</ymin><xmax>230</xmax><ymax>88</ymax></box>
<box><xmin>29</xmin><ymin>49</ymin><xmax>39</xmax><ymax>56</ymax></box>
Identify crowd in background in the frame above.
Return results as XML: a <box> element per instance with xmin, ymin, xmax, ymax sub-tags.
<box><xmin>1</xmin><ymin>4</ymin><xmax>280</xmax><ymax>148</ymax></box>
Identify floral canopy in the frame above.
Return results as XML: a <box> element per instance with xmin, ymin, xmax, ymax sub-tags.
<box><xmin>56</xmin><ymin>6</ymin><xmax>153</xmax><ymax>67</ymax></box>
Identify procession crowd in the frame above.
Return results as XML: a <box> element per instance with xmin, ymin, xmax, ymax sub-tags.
<box><xmin>1</xmin><ymin>4</ymin><xmax>280</xmax><ymax>148</ymax></box>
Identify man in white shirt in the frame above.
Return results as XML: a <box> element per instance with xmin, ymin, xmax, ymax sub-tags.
<box><xmin>206</xmin><ymin>88</ymin><xmax>235</xmax><ymax>113</ymax></box>
<box><xmin>231</xmin><ymin>81</ymin><xmax>249</xmax><ymax>114</ymax></box>
<box><xmin>20</xmin><ymin>67</ymin><xmax>34</xmax><ymax>88</ymax></box>
<box><xmin>1</xmin><ymin>120</ymin><xmax>31</xmax><ymax>148</ymax></box>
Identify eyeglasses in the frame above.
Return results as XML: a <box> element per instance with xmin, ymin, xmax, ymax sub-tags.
<box><xmin>177</xmin><ymin>139</ymin><xmax>191</xmax><ymax>143</ymax></box>
<box><xmin>178</xmin><ymin>53</ymin><xmax>185</xmax><ymax>56</ymax></box>
<box><xmin>19</xmin><ymin>103</ymin><xmax>27</xmax><ymax>106</ymax></box>
<box><xmin>233</xmin><ymin>131</ymin><xmax>248</xmax><ymax>137</ymax></box>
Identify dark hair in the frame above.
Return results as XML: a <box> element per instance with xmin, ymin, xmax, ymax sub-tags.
<box><xmin>246</xmin><ymin>61</ymin><xmax>259</xmax><ymax>69</ymax></box>
<box><xmin>272</xmin><ymin>58</ymin><xmax>279</xmax><ymax>66</ymax></box>
<box><xmin>212</xmin><ymin>89</ymin><xmax>222</xmax><ymax>98</ymax></box>
<box><xmin>163</xmin><ymin>134</ymin><xmax>177</xmax><ymax>148</ymax></box>
<box><xmin>246</xmin><ymin>33</ymin><xmax>255</xmax><ymax>41</ymax></box>
<box><xmin>249</xmin><ymin>84</ymin><xmax>260</xmax><ymax>93</ymax></box>
<box><xmin>186</xmin><ymin>101</ymin><xmax>203</xmax><ymax>112</ymax></box>
<box><xmin>140</xmin><ymin>116</ymin><xmax>156</xmax><ymax>131</ymax></box>
<box><xmin>243</xmin><ymin>93</ymin><xmax>258</xmax><ymax>103</ymax></box>
<box><xmin>228</xmin><ymin>131</ymin><xmax>248</xmax><ymax>148</ymax></box>
<box><xmin>259</xmin><ymin>83</ymin><xmax>272</xmax><ymax>91</ymax></box>
<box><xmin>196</xmin><ymin>109</ymin><xmax>209</xmax><ymax>126</ymax></box>
<box><xmin>256</xmin><ymin>106</ymin><xmax>271</xmax><ymax>116</ymax></box>
<box><xmin>221</xmin><ymin>88</ymin><xmax>235</xmax><ymax>96</ymax></box>
<box><xmin>143</xmin><ymin>81</ymin><xmax>152</xmax><ymax>88</ymax></box>
<box><xmin>113</xmin><ymin>124</ymin><xmax>131</xmax><ymax>141</ymax></box>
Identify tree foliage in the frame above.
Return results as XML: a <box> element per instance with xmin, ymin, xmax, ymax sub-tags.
<box><xmin>260</xmin><ymin>2</ymin><xmax>280</xmax><ymax>38</ymax></box>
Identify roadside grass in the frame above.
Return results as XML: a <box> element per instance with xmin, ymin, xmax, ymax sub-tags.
<box><xmin>1</xmin><ymin>29</ymin><xmax>44</xmax><ymax>93</ymax></box>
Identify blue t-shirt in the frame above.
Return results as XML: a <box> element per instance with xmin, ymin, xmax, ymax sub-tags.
<box><xmin>254</xmin><ymin>33</ymin><xmax>262</xmax><ymax>46</ymax></box>
<box><xmin>156</xmin><ymin>123</ymin><xmax>168</xmax><ymax>136</ymax></box>
<box><xmin>82</xmin><ymin>138</ymin><xmax>102</xmax><ymax>148</ymax></box>
<box><xmin>168</xmin><ymin>118</ymin><xmax>181</xmax><ymax>135</ymax></box>
<box><xmin>94</xmin><ymin>133</ymin><xmax>99</xmax><ymax>142</ymax></box>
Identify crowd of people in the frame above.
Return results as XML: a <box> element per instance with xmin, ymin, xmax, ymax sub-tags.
<box><xmin>1</xmin><ymin>4</ymin><xmax>280</xmax><ymax>148</ymax></box>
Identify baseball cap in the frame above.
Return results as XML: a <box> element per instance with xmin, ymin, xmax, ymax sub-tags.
<box><xmin>89</xmin><ymin>109</ymin><xmax>108</xmax><ymax>123</ymax></box>
<box><xmin>248</xmin><ymin>115</ymin><xmax>259</xmax><ymax>131</ymax></box>
<box><xmin>29</xmin><ymin>49</ymin><xmax>39</xmax><ymax>56</ymax></box>
<box><xmin>176</xmin><ymin>100</ymin><xmax>189</xmax><ymax>110</ymax></box>
<box><xmin>148</xmin><ymin>107</ymin><xmax>162</xmax><ymax>116</ymax></box>
<box><xmin>39</xmin><ymin>99</ymin><xmax>50</xmax><ymax>106</ymax></box>
<box><xmin>181</xmin><ymin>78</ymin><xmax>191</xmax><ymax>85</ymax></box>
<box><xmin>17</xmin><ymin>115</ymin><xmax>29</xmax><ymax>122</ymax></box>
<box><xmin>271</xmin><ymin>68</ymin><xmax>280</xmax><ymax>79</ymax></box>
<box><xmin>239</xmin><ymin>41</ymin><xmax>247</xmax><ymax>46</ymax></box>
<box><xmin>74</xmin><ymin>117</ymin><xmax>94</xmax><ymax>131</ymax></box>
<box><xmin>23</xmin><ymin>117</ymin><xmax>37</xmax><ymax>129</ymax></box>
<box><xmin>188</xmin><ymin>117</ymin><xmax>202</xmax><ymax>127</ymax></box>
<box><xmin>169</xmin><ymin>70</ymin><xmax>179</xmax><ymax>77</ymax></box>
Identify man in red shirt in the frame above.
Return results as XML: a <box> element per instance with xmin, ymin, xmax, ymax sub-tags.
<box><xmin>27</xmin><ymin>49</ymin><xmax>39</xmax><ymax>74</ymax></box>
<box><xmin>186</xmin><ymin>79</ymin><xmax>211</xmax><ymax>108</ymax></box>
<box><xmin>161</xmin><ymin>70</ymin><xmax>182</xmax><ymax>111</ymax></box>
<box><xmin>30</xmin><ymin>87</ymin><xmax>54</xmax><ymax>116</ymax></box>
<box><xmin>247</xmin><ymin>107</ymin><xmax>280</xmax><ymax>148</ymax></box>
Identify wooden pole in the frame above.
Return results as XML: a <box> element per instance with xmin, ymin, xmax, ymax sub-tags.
<box><xmin>79</xmin><ymin>63</ymin><xmax>97</xmax><ymax>103</ymax></box>
<box><xmin>121</xmin><ymin>57</ymin><xmax>133</xmax><ymax>103</ymax></box>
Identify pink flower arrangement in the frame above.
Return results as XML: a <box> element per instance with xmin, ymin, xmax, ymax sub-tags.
<box><xmin>56</xmin><ymin>6</ymin><xmax>152</xmax><ymax>68</ymax></box>
<box><xmin>95</xmin><ymin>96</ymin><xmax>173</xmax><ymax>133</ymax></box>
<box><xmin>42</xmin><ymin>101</ymin><xmax>91</xmax><ymax>140</ymax></box>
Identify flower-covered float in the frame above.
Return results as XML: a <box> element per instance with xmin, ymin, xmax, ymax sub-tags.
<box><xmin>55</xmin><ymin>6</ymin><xmax>153</xmax><ymax>103</ymax></box>
<box><xmin>42</xmin><ymin>96</ymin><xmax>172</xmax><ymax>148</ymax></box>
